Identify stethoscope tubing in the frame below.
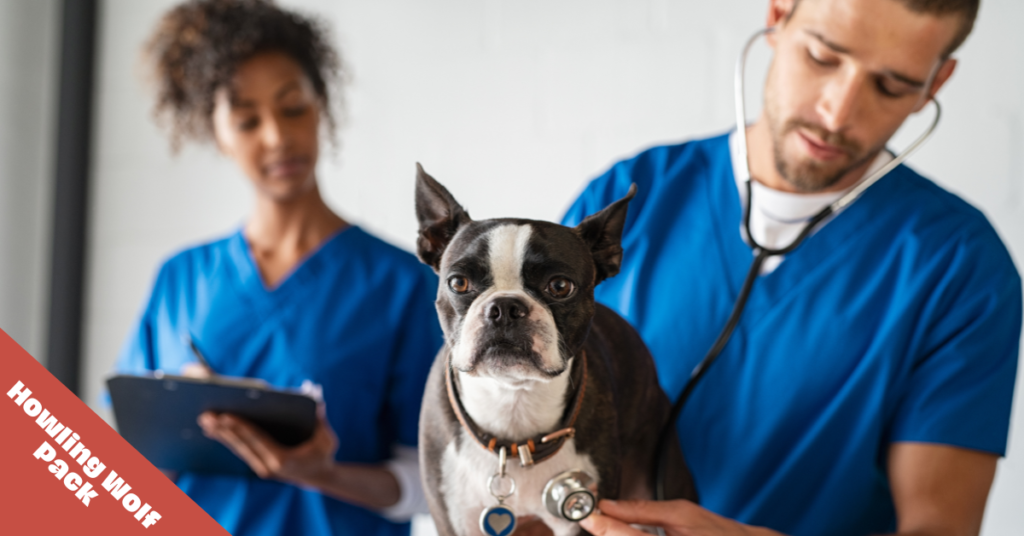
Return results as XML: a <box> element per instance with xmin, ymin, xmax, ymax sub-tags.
<box><xmin>653</xmin><ymin>27</ymin><xmax>942</xmax><ymax>502</ymax></box>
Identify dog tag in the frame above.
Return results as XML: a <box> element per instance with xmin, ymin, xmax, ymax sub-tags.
<box><xmin>481</xmin><ymin>447</ymin><xmax>517</xmax><ymax>536</ymax></box>
<box><xmin>479</xmin><ymin>504</ymin><xmax>517</xmax><ymax>536</ymax></box>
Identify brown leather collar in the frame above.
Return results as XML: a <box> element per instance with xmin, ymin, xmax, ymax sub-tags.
<box><xmin>446</xmin><ymin>350</ymin><xmax>588</xmax><ymax>467</ymax></box>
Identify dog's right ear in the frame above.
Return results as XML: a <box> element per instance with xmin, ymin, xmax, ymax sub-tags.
<box><xmin>574</xmin><ymin>183</ymin><xmax>637</xmax><ymax>284</ymax></box>
<box><xmin>415</xmin><ymin>163</ymin><xmax>471</xmax><ymax>271</ymax></box>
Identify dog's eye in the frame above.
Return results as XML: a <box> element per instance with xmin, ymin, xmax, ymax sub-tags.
<box><xmin>448</xmin><ymin>276</ymin><xmax>471</xmax><ymax>294</ymax></box>
<box><xmin>546</xmin><ymin>277</ymin><xmax>575</xmax><ymax>299</ymax></box>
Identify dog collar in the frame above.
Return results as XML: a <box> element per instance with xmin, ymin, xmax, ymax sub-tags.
<box><xmin>446</xmin><ymin>350</ymin><xmax>588</xmax><ymax>467</ymax></box>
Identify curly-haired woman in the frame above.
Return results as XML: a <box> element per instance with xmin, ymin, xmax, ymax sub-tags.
<box><xmin>113</xmin><ymin>1</ymin><xmax>441</xmax><ymax>534</ymax></box>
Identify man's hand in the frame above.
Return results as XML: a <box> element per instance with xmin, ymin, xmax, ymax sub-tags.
<box><xmin>579</xmin><ymin>500</ymin><xmax>784</xmax><ymax>536</ymax></box>
<box><xmin>197</xmin><ymin>407</ymin><xmax>338</xmax><ymax>486</ymax></box>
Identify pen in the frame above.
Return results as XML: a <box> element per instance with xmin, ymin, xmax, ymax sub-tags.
<box><xmin>180</xmin><ymin>334</ymin><xmax>268</xmax><ymax>389</ymax></box>
<box><xmin>183</xmin><ymin>334</ymin><xmax>216</xmax><ymax>377</ymax></box>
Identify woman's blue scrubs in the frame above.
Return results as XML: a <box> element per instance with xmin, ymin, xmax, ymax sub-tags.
<box><xmin>115</xmin><ymin>226</ymin><xmax>443</xmax><ymax>535</ymax></box>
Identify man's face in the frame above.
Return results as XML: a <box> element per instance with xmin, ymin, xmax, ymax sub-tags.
<box><xmin>763</xmin><ymin>0</ymin><xmax>960</xmax><ymax>191</ymax></box>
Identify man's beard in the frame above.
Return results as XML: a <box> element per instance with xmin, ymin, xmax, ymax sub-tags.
<box><xmin>766</xmin><ymin>107</ymin><xmax>877</xmax><ymax>193</ymax></box>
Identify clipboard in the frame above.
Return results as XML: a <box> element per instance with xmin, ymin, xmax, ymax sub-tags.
<box><xmin>107</xmin><ymin>373</ymin><xmax>318</xmax><ymax>476</ymax></box>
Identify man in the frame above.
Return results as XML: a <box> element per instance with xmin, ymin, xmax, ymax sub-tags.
<box><xmin>562</xmin><ymin>0</ymin><xmax>1022</xmax><ymax>535</ymax></box>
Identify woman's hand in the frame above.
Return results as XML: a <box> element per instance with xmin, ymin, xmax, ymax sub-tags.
<box><xmin>197</xmin><ymin>409</ymin><xmax>401</xmax><ymax>509</ymax></box>
<box><xmin>579</xmin><ymin>500</ymin><xmax>784</xmax><ymax>536</ymax></box>
<box><xmin>181</xmin><ymin>362</ymin><xmax>213</xmax><ymax>379</ymax></box>
<box><xmin>197</xmin><ymin>406</ymin><xmax>338</xmax><ymax>486</ymax></box>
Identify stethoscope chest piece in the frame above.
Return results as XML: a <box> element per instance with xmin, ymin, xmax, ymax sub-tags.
<box><xmin>542</xmin><ymin>470</ymin><xmax>598</xmax><ymax>522</ymax></box>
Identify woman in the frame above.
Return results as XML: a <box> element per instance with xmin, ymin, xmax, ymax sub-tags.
<box><xmin>114</xmin><ymin>1</ymin><xmax>442</xmax><ymax>534</ymax></box>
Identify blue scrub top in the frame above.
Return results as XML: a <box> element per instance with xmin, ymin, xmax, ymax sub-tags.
<box><xmin>562</xmin><ymin>133</ymin><xmax>1022</xmax><ymax>536</ymax></box>
<box><xmin>115</xmin><ymin>225</ymin><xmax>443</xmax><ymax>536</ymax></box>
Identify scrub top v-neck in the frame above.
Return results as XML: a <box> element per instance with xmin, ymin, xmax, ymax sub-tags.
<box><xmin>116</xmin><ymin>225</ymin><xmax>444</xmax><ymax>536</ymax></box>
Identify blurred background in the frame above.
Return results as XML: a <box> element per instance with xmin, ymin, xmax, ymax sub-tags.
<box><xmin>1</xmin><ymin>0</ymin><xmax>1021</xmax><ymax>534</ymax></box>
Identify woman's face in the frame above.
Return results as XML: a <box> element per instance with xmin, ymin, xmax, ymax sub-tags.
<box><xmin>211</xmin><ymin>51</ymin><xmax>321</xmax><ymax>202</ymax></box>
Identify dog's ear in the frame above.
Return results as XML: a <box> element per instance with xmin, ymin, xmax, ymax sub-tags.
<box><xmin>574</xmin><ymin>183</ymin><xmax>637</xmax><ymax>284</ymax></box>
<box><xmin>415</xmin><ymin>163</ymin><xmax>472</xmax><ymax>271</ymax></box>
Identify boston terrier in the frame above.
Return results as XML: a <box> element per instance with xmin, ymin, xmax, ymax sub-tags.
<box><xmin>414</xmin><ymin>165</ymin><xmax>697</xmax><ymax>536</ymax></box>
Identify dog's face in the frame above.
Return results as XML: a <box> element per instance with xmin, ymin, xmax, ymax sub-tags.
<box><xmin>414</xmin><ymin>165</ymin><xmax>635</xmax><ymax>385</ymax></box>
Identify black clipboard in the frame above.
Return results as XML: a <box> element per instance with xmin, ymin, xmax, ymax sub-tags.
<box><xmin>107</xmin><ymin>373</ymin><xmax>318</xmax><ymax>476</ymax></box>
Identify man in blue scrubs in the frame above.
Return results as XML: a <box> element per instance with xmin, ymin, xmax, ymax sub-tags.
<box><xmin>568</xmin><ymin>1</ymin><xmax>1022</xmax><ymax>535</ymax></box>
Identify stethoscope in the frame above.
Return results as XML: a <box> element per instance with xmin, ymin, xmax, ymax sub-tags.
<box><xmin>653</xmin><ymin>27</ymin><xmax>943</xmax><ymax>501</ymax></box>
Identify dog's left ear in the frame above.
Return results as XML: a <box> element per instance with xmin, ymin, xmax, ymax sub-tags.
<box><xmin>415</xmin><ymin>163</ymin><xmax>472</xmax><ymax>271</ymax></box>
<box><xmin>574</xmin><ymin>183</ymin><xmax>637</xmax><ymax>284</ymax></box>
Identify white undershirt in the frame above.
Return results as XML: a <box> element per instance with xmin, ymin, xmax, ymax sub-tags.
<box><xmin>728</xmin><ymin>130</ymin><xmax>894</xmax><ymax>274</ymax></box>
<box><xmin>297</xmin><ymin>381</ymin><xmax>426</xmax><ymax>521</ymax></box>
<box><xmin>380</xmin><ymin>445</ymin><xmax>430</xmax><ymax>521</ymax></box>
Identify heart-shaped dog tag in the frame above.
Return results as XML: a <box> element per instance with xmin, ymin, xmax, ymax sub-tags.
<box><xmin>479</xmin><ymin>504</ymin><xmax>516</xmax><ymax>536</ymax></box>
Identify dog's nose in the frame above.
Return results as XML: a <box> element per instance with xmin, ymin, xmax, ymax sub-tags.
<box><xmin>486</xmin><ymin>297</ymin><xmax>529</xmax><ymax>326</ymax></box>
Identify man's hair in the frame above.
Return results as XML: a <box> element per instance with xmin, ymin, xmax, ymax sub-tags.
<box><xmin>144</xmin><ymin>0</ymin><xmax>343</xmax><ymax>151</ymax></box>
<box><xmin>900</xmin><ymin>0</ymin><xmax>979</xmax><ymax>56</ymax></box>
<box><xmin>790</xmin><ymin>0</ymin><xmax>979</xmax><ymax>58</ymax></box>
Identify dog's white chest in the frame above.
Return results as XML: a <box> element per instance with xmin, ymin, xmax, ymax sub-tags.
<box><xmin>440</xmin><ymin>430</ymin><xmax>597</xmax><ymax>536</ymax></box>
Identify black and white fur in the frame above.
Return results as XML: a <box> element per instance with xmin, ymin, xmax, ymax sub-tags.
<box><xmin>415</xmin><ymin>165</ymin><xmax>696</xmax><ymax>536</ymax></box>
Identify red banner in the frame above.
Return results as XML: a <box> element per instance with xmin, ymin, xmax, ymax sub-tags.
<box><xmin>0</xmin><ymin>328</ymin><xmax>229</xmax><ymax>535</ymax></box>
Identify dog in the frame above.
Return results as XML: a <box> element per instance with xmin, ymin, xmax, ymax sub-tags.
<box><xmin>414</xmin><ymin>164</ymin><xmax>696</xmax><ymax>536</ymax></box>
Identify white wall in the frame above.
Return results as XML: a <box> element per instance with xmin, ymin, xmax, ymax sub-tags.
<box><xmin>0</xmin><ymin>0</ymin><xmax>59</xmax><ymax>363</ymax></box>
<box><xmin>83</xmin><ymin>1</ymin><xmax>1024</xmax><ymax>534</ymax></box>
